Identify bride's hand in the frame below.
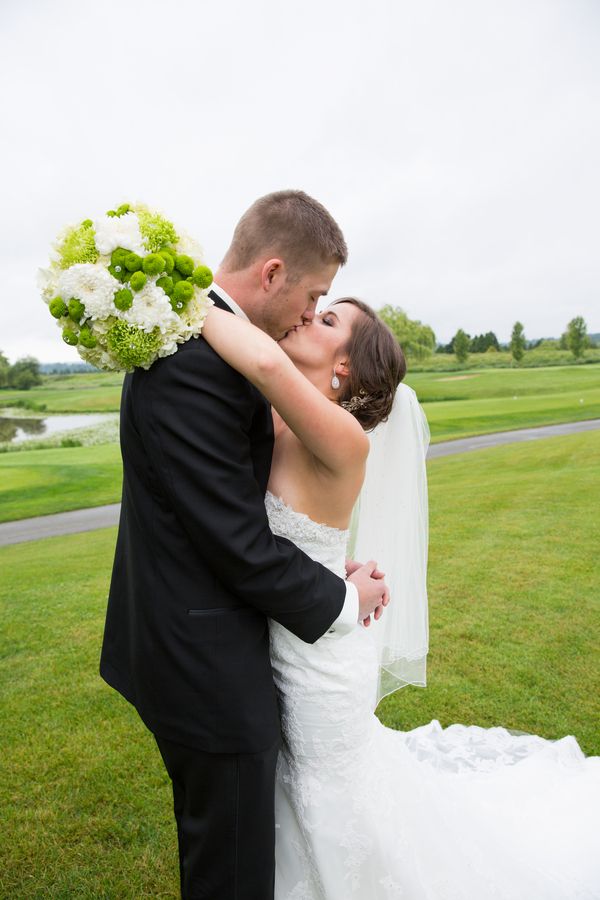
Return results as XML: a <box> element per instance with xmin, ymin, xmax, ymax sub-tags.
<box><xmin>345</xmin><ymin>558</ymin><xmax>385</xmax><ymax>580</ymax></box>
<box><xmin>347</xmin><ymin>560</ymin><xmax>390</xmax><ymax>626</ymax></box>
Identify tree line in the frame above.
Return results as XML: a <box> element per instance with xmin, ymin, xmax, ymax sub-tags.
<box><xmin>0</xmin><ymin>315</ymin><xmax>595</xmax><ymax>389</ymax></box>
<box><xmin>377</xmin><ymin>309</ymin><xmax>594</xmax><ymax>364</ymax></box>
<box><xmin>0</xmin><ymin>353</ymin><xmax>42</xmax><ymax>390</ymax></box>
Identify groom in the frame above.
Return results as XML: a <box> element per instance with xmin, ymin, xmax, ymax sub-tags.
<box><xmin>100</xmin><ymin>190</ymin><xmax>388</xmax><ymax>899</ymax></box>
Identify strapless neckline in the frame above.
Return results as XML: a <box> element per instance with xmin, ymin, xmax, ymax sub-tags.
<box><xmin>265</xmin><ymin>490</ymin><xmax>349</xmax><ymax>539</ymax></box>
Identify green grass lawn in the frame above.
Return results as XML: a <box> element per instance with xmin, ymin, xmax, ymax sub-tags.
<box><xmin>0</xmin><ymin>365</ymin><xmax>598</xmax><ymax>525</ymax></box>
<box><xmin>0</xmin><ymin>444</ymin><xmax>122</xmax><ymax>523</ymax></box>
<box><xmin>406</xmin><ymin>363</ymin><xmax>599</xmax><ymax>401</ymax></box>
<box><xmin>380</xmin><ymin>430</ymin><xmax>600</xmax><ymax>753</ymax></box>
<box><xmin>405</xmin><ymin>364</ymin><xmax>600</xmax><ymax>441</ymax></box>
<box><xmin>1</xmin><ymin>431</ymin><xmax>598</xmax><ymax>896</ymax></box>
<box><xmin>0</xmin><ymin>371</ymin><xmax>124</xmax><ymax>413</ymax></box>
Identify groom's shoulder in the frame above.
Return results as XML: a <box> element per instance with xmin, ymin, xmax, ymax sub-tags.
<box><xmin>136</xmin><ymin>336</ymin><xmax>258</xmax><ymax>401</ymax></box>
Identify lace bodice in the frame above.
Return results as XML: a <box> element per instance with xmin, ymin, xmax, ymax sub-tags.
<box><xmin>265</xmin><ymin>491</ymin><xmax>349</xmax><ymax>579</ymax></box>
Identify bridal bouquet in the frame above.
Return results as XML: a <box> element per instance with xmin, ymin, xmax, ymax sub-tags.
<box><xmin>38</xmin><ymin>203</ymin><xmax>214</xmax><ymax>371</ymax></box>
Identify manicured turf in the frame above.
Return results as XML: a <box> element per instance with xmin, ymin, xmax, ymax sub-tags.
<box><xmin>0</xmin><ymin>371</ymin><xmax>124</xmax><ymax>413</ymax></box>
<box><xmin>406</xmin><ymin>363</ymin><xmax>599</xmax><ymax>401</ymax></box>
<box><xmin>0</xmin><ymin>365</ymin><xmax>598</xmax><ymax>524</ymax></box>
<box><xmin>405</xmin><ymin>364</ymin><xmax>600</xmax><ymax>440</ymax></box>
<box><xmin>1</xmin><ymin>431</ymin><xmax>598</xmax><ymax>895</ymax></box>
<box><xmin>0</xmin><ymin>444</ymin><xmax>122</xmax><ymax>523</ymax></box>
<box><xmin>380</xmin><ymin>430</ymin><xmax>600</xmax><ymax>753</ymax></box>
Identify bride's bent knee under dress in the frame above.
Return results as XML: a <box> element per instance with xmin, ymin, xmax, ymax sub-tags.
<box><xmin>265</xmin><ymin>491</ymin><xmax>600</xmax><ymax>900</ymax></box>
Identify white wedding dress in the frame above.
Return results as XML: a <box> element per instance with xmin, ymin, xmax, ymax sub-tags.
<box><xmin>265</xmin><ymin>491</ymin><xmax>600</xmax><ymax>900</ymax></box>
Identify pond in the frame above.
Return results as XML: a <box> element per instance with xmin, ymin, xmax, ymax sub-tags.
<box><xmin>0</xmin><ymin>413</ymin><xmax>116</xmax><ymax>444</ymax></box>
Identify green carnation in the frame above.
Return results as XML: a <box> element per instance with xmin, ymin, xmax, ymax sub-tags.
<box><xmin>68</xmin><ymin>298</ymin><xmax>85</xmax><ymax>323</ymax></box>
<box><xmin>191</xmin><ymin>265</ymin><xmax>213</xmax><ymax>289</ymax></box>
<box><xmin>107</xmin><ymin>321</ymin><xmax>162</xmax><ymax>369</ymax></box>
<box><xmin>171</xmin><ymin>269</ymin><xmax>184</xmax><ymax>285</ymax></box>
<box><xmin>106</xmin><ymin>209</ymin><xmax>117</xmax><ymax>218</ymax></box>
<box><xmin>58</xmin><ymin>222</ymin><xmax>99</xmax><ymax>269</ymax></box>
<box><xmin>81</xmin><ymin>219</ymin><xmax>93</xmax><ymax>228</ymax></box>
<box><xmin>49</xmin><ymin>297</ymin><xmax>67</xmax><ymax>318</ymax></box>
<box><xmin>156</xmin><ymin>275</ymin><xmax>174</xmax><ymax>296</ymax></box>
<box><xmin>130</xmin><ymin>271</ymin><xmax>147</xmax><ymax>292</ymax></box>
<box><xmin>62</xmin><ymin>327</ymin><xmax>79</xmax><ymax>346</ymax></box>
<box><xmin>124</xmin><ymin>252</ymin><xmax>143</xmax><ymax>272</ymax></box>
<box><xmin>114</xmin><ymin>288</ymin><xmax>133</xmax><ymax>311</ymax></box>
<box><xmin>79</xmin><ymin>325</ymin><xmax>97</xmax><ymax>349</ymax></box>
<box><xmin>158</xmin><ymin>250</ymin><xmax>175</xmax><ymax>274</ymax></box>
<box><xmin>137</xmin><ymin>208</ymin><xmax>179</xmax><ymax>253</ymax></box>
<box><xmin>175</xmin><ymin>254</ymin><xmax>194</xmax><ymax>276</ymax></box>
<box><xmin>142</xmin><ymin>253</ymin><xmax>166</xmax><ymax>276</ymax></box>
<box><xmin>116</xmin><ymin>203</ymin><xmax>131</xmax><ymax>216</ymax></box>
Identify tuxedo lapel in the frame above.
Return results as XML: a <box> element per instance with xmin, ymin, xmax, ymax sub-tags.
<box><xmin>208</xmin><ymin>289</ymin><xmax>233</xmax><ymax>313</ymax></box>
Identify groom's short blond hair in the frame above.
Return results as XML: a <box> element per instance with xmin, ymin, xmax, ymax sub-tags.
<box><xmin>221</xmin><ymin>190</ymin><xmax>348</xmax><ymax>276</ymax></box>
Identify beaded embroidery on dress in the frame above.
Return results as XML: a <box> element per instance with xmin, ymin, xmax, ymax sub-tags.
<box><xmin>265</xmin><ymin>491</ymin><xmax>600</xmax><ymax>900</ymax></box>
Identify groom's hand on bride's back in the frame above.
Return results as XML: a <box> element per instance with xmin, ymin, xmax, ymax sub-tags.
<box><xmin>346</xmin><ymin>560</ymin><xmax>390</xmax><ymax>626</ymax></box>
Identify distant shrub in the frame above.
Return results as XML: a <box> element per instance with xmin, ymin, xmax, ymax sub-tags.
<box><xmin>60</xmin><ymin>438</ymin><xmax>83</xmax><ymax>448</ymax></box>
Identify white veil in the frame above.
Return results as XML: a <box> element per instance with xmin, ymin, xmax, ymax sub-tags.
<box><xmin>348</xmin><ymin>383</ymin><xmax>430</xmax><ymax>704</ymax></box>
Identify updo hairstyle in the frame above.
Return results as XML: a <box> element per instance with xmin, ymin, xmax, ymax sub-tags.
<box><xmin>332</xmin><ymin>297</ymin><xmax>406</xmax><ymax>432</ymax></box>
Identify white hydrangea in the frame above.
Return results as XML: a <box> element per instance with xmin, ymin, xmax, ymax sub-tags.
<box><xmin>57</xmin><ymin>264</ymin><xmax>120</xmax><ymax>320</ymax></box>
<box><xmin>93</xmin><ymin>212</ymin><xmax>145</xmax><ymax>256</ymax></box>
<box><xmin>123</xmin><ymin>280</ymin><xmax>180</xmax><ymax>334</ymax></box>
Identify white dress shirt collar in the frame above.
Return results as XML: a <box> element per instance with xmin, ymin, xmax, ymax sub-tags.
<box><xmin>210</xmin><ymin>282</ymin><xmax>250</xmax><ymax>321</ymax></box>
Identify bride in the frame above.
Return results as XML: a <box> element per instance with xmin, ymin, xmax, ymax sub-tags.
<box><xmin>201</xmin><ymin>298</ymin><xmax>600</xmax><ymax>899</ymax></box>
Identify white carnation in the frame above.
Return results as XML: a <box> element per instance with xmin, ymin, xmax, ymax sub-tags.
<box><xmin>176</xmin><ymin>229</ymin><xmax>205</xmax><ymax>260</ymax></box>
<box><xmin>37</xmin><ymin>267</ymin><xmax>58</xmax><ymax>302</ymax></box>
<box><xmin>57</xmin><ymin>264</ymin><xmax>120</xmax><ymax>320</ymax></box>
<box><xmin>123</xmin><ymin>281</ymin><xmax>180</xmax><ymax>334</ymax></box>
<box><xmin>93</xmin><ymin>212</ymin><xmax>145</xmax><ymax>256</ymax></box>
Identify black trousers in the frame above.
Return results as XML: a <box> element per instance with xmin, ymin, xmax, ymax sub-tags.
<box><xmin>155</xmin><ymin>734</ymin><xmax>280</xmax><ymax>900</ymax></box>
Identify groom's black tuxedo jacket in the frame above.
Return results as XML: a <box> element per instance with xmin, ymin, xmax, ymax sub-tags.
<box><xmin>100</xmin><ymin>294</ymin><xmax>345</xmax><ymax>754</ymax></box>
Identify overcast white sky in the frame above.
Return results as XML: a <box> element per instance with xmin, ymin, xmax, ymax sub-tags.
<box><xmin>1</xmin><ymin>0</ymin><xmax>598</xmax><ymax>362</ymax></box>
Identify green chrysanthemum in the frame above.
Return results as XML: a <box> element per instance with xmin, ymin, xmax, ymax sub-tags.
<box><xmin>107</xmin><ymin>321</ymin><xmax>162</xmax><ymax>369</ymax></box>
<box><xmin>156</xmin><ymin>275</ymin><xmax>174</xmax><ymax>296</ymax></box>
<box><xmin>111</xmin><ymin>248</ymin><xmax>131</xmax><ymax>268</ymax></box>
<box><xmin>79</xmin><ymin>325</ymin><xmax>97</xmax><ymax>348</ymax></box>
<box><xmin>58</xmin><ymin>222</ymin><xmax>99</xmax><ymax>269</ymax></box>
<box><xmin>124</xmin><ymin>252</ymin><xmax>143</xmax><ymax>273</ymax></box>
<box><xmin>137</xmin><ymin>208</ymin><xmax>179</xmax><ymax>253</ymax></box>
<box><xmin>158</xmin><ymin>249</ymin><xmax>175</xmax><ymax>274</ymax></box>
<box><xmin>130</xmin><ymin>271</ymin><xmax>147</xmax><ymax>292</ymax></box>
<box><xmin>143</xmin><ymin>253</ymin><xmax>166</xmax><ymax>276</ymax></box>
<box><xmin>68</xmin><ymin>298</ymin><xmax>85</xmax><ymax>323</ymax></box>
<box><xmin>191</xmin><ymin>265</ymin><xmax>213</xmax><ymax>289</ymax></box>
<box><xmin>114</xmin><ymin>288</ymin><xmax>133</xmax><ymax>311</ymax></box>
<box><xmin>108</xmin><ymin>264</ymin><xmax>129</xmax><ymax>283</ymax></box>
<box><xmin>49</xmin><ymin>297</ymin><xmax>67</xmax><ymax>318</ymax></box>
<box><xmin>175</xmin><ymin>254</ymin><xmax>194</xmax><ymax>276</ymax></box>
<box><xmin>170</xmin><ymin>280</ymin><xmax>194</xmax><ymax>311</ymax></box>
<box><xmin>62</xmin><ymin>327</ymin><xmax>79</xmax><ymax>346</ymax></box>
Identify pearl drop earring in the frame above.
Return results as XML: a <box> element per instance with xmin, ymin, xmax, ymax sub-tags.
<box><xmin>331</xmin><ymin>369</ymin><xmax>340</xmax><ymax>390</ymax></box>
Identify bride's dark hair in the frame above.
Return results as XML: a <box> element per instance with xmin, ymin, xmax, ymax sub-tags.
<box><xmin>331</xmin><ymin>297</ymin><xmax>406</xmax><ymax>432</ymax></box>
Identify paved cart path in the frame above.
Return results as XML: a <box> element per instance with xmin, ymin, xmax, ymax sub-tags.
<box><xmin>1</xmin><ymin>418</ymin><xmax>599</xmax><ymax>547</ymax></box>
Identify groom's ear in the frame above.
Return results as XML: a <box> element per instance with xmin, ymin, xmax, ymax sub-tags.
<box><xmin>261</xmin><ymin>258</ymin><xmax>285</xmax><ymax>292</ymax></box>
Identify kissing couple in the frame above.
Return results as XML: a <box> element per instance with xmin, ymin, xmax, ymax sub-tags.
<box><xmin>101</xmin><ymin>191</ymin><xmax>600</xmax><ymax>899</ymax></box>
